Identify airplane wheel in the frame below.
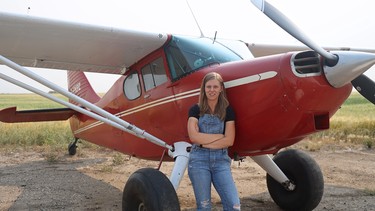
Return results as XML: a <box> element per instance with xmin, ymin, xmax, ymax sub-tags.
<box><xmin>68</xmin><ymin>142</ymin><xmax>77</xmax><ymax>156</ymax></box>
<box><xmin>266</xmin><ymin>149</ymin><xmax>324</xmax><ymax>211</ymax></box>
<box><xmin>122</xmin><ymin>168</ymin><xmax>180</xmax><ymax>211</ymax></box>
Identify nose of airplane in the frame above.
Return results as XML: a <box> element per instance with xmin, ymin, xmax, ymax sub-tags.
<box><xmin>323</xmin><ymin>51</ymin><xmax>375</xmax><ymax>88</ymax></box>
<box><xmin>250</xmin><ymin>0</ymin><xmax>375</xmax><ymax>106</ymax></box>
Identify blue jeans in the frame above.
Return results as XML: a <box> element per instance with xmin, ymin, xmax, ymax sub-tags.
<box><xmin>188</xmin><ymin>144</ymin><xmax>241</xmax><ymax>211</ymax></box>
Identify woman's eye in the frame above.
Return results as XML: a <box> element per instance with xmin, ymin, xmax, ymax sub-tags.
<box><xmin>206</xmin><ymin>85</ymin><xmax>219</xmax><ymax>89</ymax></box>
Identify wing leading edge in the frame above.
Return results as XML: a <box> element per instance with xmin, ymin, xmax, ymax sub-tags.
<box><xmin>248</xmin><ymin>43</ymin><xmax>375</xmax><ymax>57</ymax></box>
<box><xmin>0</xmin><ymin>12</ymin><xmax>168</xmax><ymax>74</ymax></box>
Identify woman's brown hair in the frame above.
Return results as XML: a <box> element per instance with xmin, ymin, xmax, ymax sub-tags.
<box><xmin>198</xmin><ymin>72</ymin><xmax>229</xmax><ymax>121</ymax></box>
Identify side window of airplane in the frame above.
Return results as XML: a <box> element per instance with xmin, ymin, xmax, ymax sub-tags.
<box><xmin>124</xmin><ymin>70</ymin><xmax>141</xmax><ymax>100</ymax></box>
<box><xmin>141</xmin><ymin>57</ymin><xmax>168</xmax><ymax>91</ymax></box>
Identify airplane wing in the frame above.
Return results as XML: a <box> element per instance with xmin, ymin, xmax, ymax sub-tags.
<box><xmin>0</xmin><ymin>107</ymin><xmax>77</xmax><ymax>123</ymax></box>
<box><xmin>248</xmin><ymin>43</ymin><xmax>375</xmax><ymax>57</ymax></box>
<box><xmin>0</xmin><ymin>12</ymin><xmax>168</xmax><ymax>74</ymax></box>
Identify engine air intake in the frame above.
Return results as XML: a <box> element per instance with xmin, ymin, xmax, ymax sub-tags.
<box><xmin>292</xmin><ymin>51</ymin><xmax>321</xmax><ymax>74</ymax></box>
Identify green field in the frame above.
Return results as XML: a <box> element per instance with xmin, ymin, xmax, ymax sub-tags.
<box><xmin>316</xmin><ymin>91</ymin><xmax>375</xmax><ymax>148</ymax></box>
<box><xmin>0</xmin><ymin>94</ymin><xmax>73</xmax><ymax>150</ymax></box>
<box><xmin>0</xmin><ymin>92</ymin><xmax>374</xmax><ymax>150</ymax></box>
<box><xmin>0</xmin><ymin>93</ymin><xmax>67</xmax><ymax>110</ymax></box>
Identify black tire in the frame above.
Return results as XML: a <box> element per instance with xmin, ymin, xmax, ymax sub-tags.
<box><xmin>68</xmin><ymin>142</ymin><xmax>77</xmax><ymax>156</ymax></box>
<box><xmin>266</xmin><ymin>149</ymin><xmax>324</xmax><ymax>211</ymax></box>
<box><xmin>122</xmin><ymin>168</ymin><xmax>180</xmax><ymax>211</ymax></box>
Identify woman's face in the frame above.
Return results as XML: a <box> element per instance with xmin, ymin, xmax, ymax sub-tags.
<box><xmin>205</xmin><ymin>79</ymin><xmax>222</xmax><ymax>102</ymax></box>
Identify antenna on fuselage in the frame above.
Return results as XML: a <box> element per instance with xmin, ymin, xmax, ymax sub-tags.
<box><xmin>213</xmin><ymin>31</ymin><xmax>217</xmax><ymax>43</ymax></box>
<box><xmin>186</xmin><ymin>0</ymin><xmax>205</xmax><ymax>37</ymax></box>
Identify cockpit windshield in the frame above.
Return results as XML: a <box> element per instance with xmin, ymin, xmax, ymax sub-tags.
<box><xmin>165</xmin><ymin>35</ymin><xmax>242</xmax><ymax>81</ymax></box>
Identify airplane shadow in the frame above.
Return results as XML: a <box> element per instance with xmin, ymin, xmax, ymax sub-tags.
<box><xmin>238</xmin><ymin>185</ymin><xmax>375</xmax><ymax>211</ymax></box>
<box><xmin>0</xmin><ymin>157</ymin><xmax>123</xmax><ymax>210</ymax></box>
<box><xmin>182</xmin><ymin>185</ymin><xmax>375</xmax><ymax>211</ymax></box>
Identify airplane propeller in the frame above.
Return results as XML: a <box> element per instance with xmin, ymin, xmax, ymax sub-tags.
<box><xmin>250</xmin><ymin>0</ymin><xmax>338</xmax><ymax>67</ymax></box>
<box><xmin>351</xmin><ymin>74</ymin><xmax>375</xmax><ymax>104</ymax></box>
<box><xmin>251</xmin><ymin>0</ymin><xmax>375</xmax><ymax>105</ymax></box>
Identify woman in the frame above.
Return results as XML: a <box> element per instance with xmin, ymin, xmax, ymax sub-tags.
<box><xmin>187</xmin><ymin>72</ymin><xmax>241</xmax><ymax>211</ymax></box>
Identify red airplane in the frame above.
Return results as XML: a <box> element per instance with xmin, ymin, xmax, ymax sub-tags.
<box><xmin>1</xmin><ymin>0</ymin><xmax>375</xmax><ymax>210</ymax></box>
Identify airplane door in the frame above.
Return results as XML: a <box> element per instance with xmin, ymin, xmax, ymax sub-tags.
<box><xmin>137</xmin><ymin>56</ymin><xmax>187</xmax><ymax>144</ymax></box>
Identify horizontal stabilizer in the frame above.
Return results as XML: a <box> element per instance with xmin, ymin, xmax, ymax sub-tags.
<box><xmin>0</xmin><ymin>107</ymin><xmax>76</xmax><ymax>123</ymax></box>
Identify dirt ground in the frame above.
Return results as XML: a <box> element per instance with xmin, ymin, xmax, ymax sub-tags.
<box><xmin>0</xmin><ymin>144</ymin><xmax>374</xmax><ymax>211</ymax></box>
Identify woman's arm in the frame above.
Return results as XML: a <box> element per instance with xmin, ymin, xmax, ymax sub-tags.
<box><xmin>187</xmin><ymin>117</ymin><xmax>224</xmax><ymax>145</ymax></box>
<box><xmin>202</xmin><ymin>121</ymin><xmax>235</xmax><ymax>149</ymax></box>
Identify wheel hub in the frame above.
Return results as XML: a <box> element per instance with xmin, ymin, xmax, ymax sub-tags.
<box><xmin>282</xmin><ymin>180</ymin><xmax>296</xmax><ymax>191</ymax></box>
<box><xmin>138</xmin><ymin>203</ymin><xmax>146</xmax><ymax>211</ymax></box>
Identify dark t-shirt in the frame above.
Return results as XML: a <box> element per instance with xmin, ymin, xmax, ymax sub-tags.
<box><xmin>188</xmin><ymin>104</ymin><xmax>236</xmax><ymax>122</ymax></box>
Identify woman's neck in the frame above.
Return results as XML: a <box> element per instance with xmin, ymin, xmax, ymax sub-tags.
<box><xmin>208</xmin><ymin>100</ymin><xmax>218</xmax><ymax>114</ymax></box>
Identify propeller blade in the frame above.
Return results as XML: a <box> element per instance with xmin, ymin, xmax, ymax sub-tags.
<box><xmin>351</xmin><ymin>74</ymin><xmax>375</xmax><ymax>104</ymax></box>
<box><xmin>250</xmin><ymin>0</ymin><xmax>338</xmax><ymax>66</ymax></box>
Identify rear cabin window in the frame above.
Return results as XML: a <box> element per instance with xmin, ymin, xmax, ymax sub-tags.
<box><xmin>141</xmin><ymin>57</ymin><xmax>168</xmax><ymax>91</ymax></box>
<box><xmin>124</xmin><ymin>70</ymin><xmax>141</xmax><ymax>100</ymax></box>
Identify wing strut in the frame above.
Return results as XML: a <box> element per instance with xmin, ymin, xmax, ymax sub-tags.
<box><xmin>0</xmin><ymin>55</ymin><xmax>173</xmax><ymax>151</ymax></box>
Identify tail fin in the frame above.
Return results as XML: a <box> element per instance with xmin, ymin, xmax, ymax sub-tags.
<box><xmin>67</xmin><ymin>71</ymin><xmax>100</xmax><ymax>104</ymax></box>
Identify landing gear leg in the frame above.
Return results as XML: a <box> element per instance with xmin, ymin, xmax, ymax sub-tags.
<box><xmin>168</xmin><ymin>141</ymin><xmax>192</xmax><ymax>190</ymax></box>
<box><xmin>252</xmin><ymin>149</ymin><xmax>324</xmax><ymax>210</ymax></box>
<box><xmin>68</xmin><ymin>138</ymin><xmax>79</xmax><ymax>156</ymax></box>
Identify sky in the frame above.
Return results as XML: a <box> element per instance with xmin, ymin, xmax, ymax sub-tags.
<box><xmin>1</xmin><ymin>0</ymin><xmax>375</xmax><ymax>93</ymax></box>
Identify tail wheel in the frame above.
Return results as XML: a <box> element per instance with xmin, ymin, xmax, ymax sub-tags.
<box><xmin>266</xmin><ymin>149</ymin><xmax>324</xmax><ymax>211</ymax></box>
<box><xmin>122</xmin><ymin>168</ymin><xmax>180</xmax><ymax>211</ymax></box>
<box><xmin>68</xmin><ymin>139</ymin><xmax>78</xmax><ymax>156</ymax></box>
